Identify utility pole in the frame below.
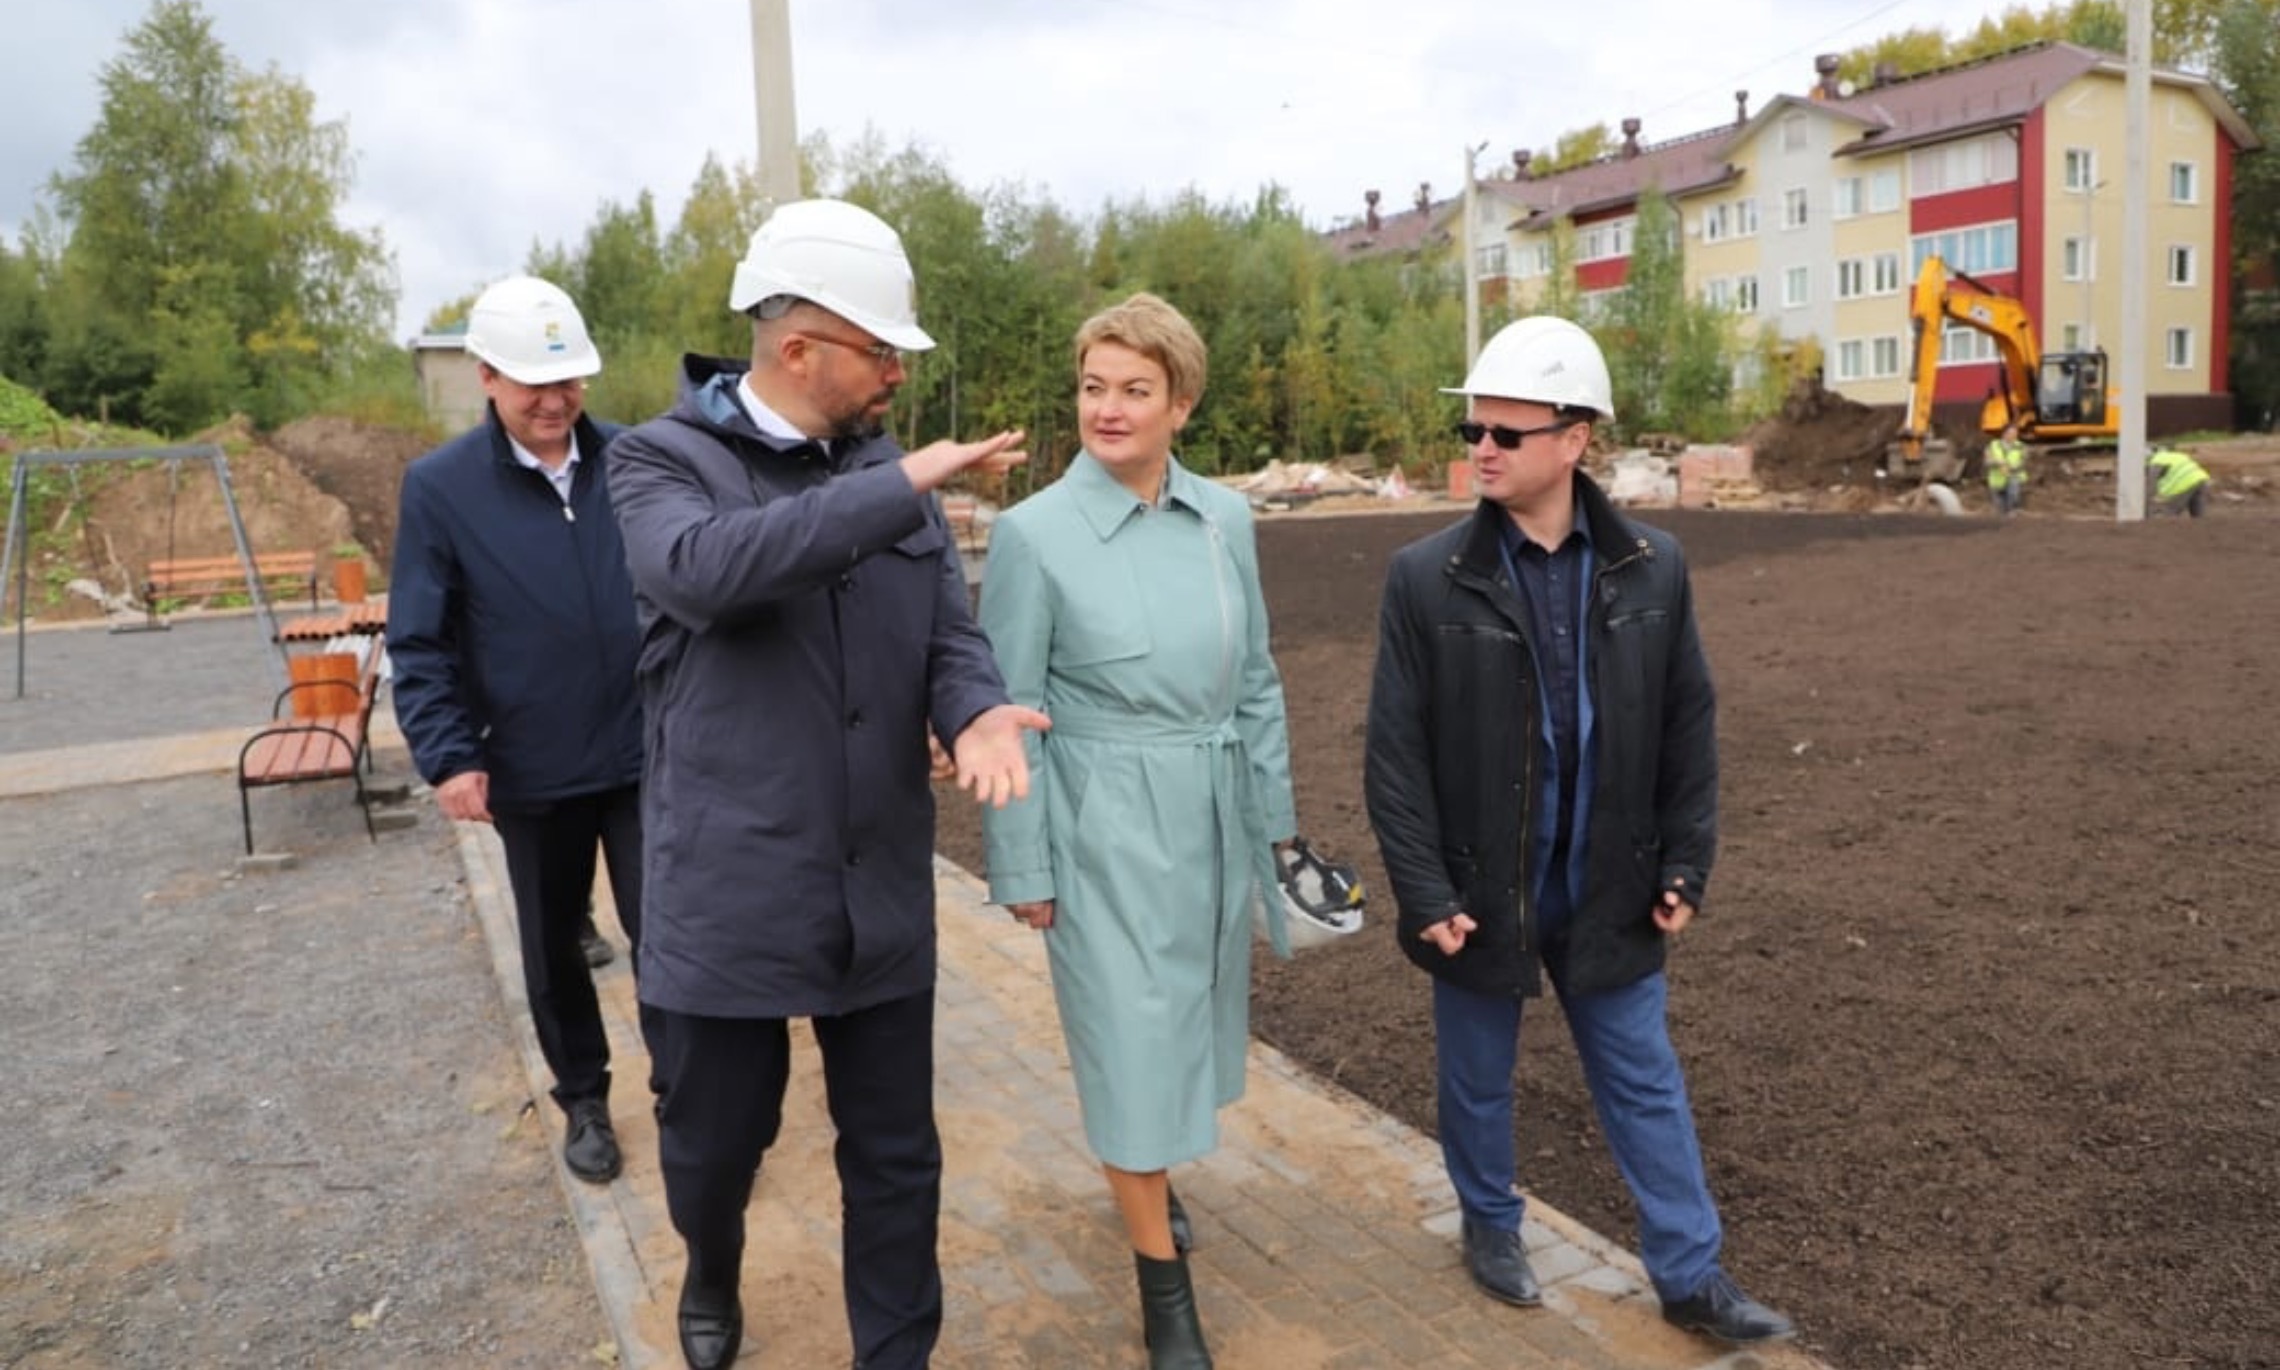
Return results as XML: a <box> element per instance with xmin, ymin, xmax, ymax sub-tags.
<box><xmin>2117</xmin><ymin>0</ymin><xmax>2150</xmax><ymax>521</ymax></box>
<box><xmin>750</xmin><ymin>0</ymin><xmax>801</xmax><ymax>212</ymax></box>
<box><xmin>1463</xmin><ymin>142</ymin><xmax>1487</xmax><ymax>367</ymax></box>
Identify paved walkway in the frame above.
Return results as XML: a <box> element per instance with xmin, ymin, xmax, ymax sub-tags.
<box><xmin>0</xmin><ymin>613</ymin><xmax>1830</xmax><ymax>1369</ymax></box>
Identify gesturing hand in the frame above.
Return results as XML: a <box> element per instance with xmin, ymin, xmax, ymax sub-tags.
<box><xmin>900</xmin><ymin>430</ymin><xmax>1028</xmax><ymax>493</ymax></box>
<box><xmin>951</xmin><ymin>704</ymin><xmax>1052</xmax><ymax>808</ymax></box>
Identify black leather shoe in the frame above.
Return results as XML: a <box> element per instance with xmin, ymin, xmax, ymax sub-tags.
<box><xmin>1661</xmin><ymin>1270</ymin><xmax>1796</xmax><ymax>1345</ymax></box>
<box><xmin>1167</xmin><ymin>1184</ymin><xmax>1194</xmax><ymax>1256</ymax></box>
<box><xmin>1460</xmin><ymin>1216</ymin><xmax>1541</xmax><ymax>1307</ymax></box>
<box><xmin>562</xmin><ymin>1098</ymin><xmax>621</xmax><ymax>1185</ymax></box>
<box><xmin>678</xmin><ymin>1284</ymin><xmax>743</xmax><ymax>1370</ymax></box>
<box><xmin>580</xmin><ymin>920</ymin><xmax>615</xmax><ymax>968</ymax></box>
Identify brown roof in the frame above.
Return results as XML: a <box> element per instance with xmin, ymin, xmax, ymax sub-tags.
<box><xmin>1322</xmin><ymin>196</ymin><xmax>1460</xmax><ymax>259</ymax></box>
<box><xmin>1499</xmin><ymin>125</ymin><xmax>1743</xmax><ymax>231</ymax></box>
<box><xmin>1828</xmin><ymin>40</ymin><xmax>2259</xmax><ymax>154</ymax></box>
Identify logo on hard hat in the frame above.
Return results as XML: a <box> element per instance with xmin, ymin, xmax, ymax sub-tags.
<box><xmin>543</xmin><ymin>321</ymin><xmax>566</xmax><ymax>354</ymax></box>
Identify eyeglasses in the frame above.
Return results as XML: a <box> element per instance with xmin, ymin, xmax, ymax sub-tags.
<box><xmin>1454</xmin><ymin>419</ymin><xmax>1577</xmax><ymax>451</ymax></box>
<box><xmin>799</xmin><ymin>331</ymin><xmax>902</xmax><ymax>366</ymax></box>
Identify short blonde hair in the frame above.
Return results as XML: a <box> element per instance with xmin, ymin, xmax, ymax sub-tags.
<box><xmin>1073</xmin><ymin>292</ymin><xmax>1207</xmax><ymax>405</ymax></box>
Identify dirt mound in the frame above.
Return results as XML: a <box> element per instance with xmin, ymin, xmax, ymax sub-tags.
<box><xmin>54</xmin><ymin>419</ymin><xmax>354</xmax><ymax>616</ymax></box>
<box><xmin>268</xmin><ymin>416</ymin><xmax>431</xmax><ymax>567</ymax></box>
<box><xmin>1737</xmin><ymin>373</ymin><xmax>1907</xmax><ymax>493</ymax></box>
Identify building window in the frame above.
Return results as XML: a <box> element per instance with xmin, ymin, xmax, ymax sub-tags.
<box><xmin>1872</xmin><ymin>335</ymin><xmax>1903</xmax><ymax>378</ymax></box>
<box><xmin>2063</xmin><ymin>147</ymin><xmax>2096</xmax><ymax>192</ymax></box>
<box><xmin>1608</xmin><ymin>216</ymin><xmax>1634</xmax><ymax>258</ymax></box>
<box><xmin>2166</xmin><ymin>327</ymin><xmax>2193</xmax><ymax>368</ymax></box>
<box><xmin>1734</xmin><ymin>198</ymin><xmax>1760</xmax><ymax>237</ymax></box>
<box><xmin>1783</xmin><ymin>265</ymin><xmax>1810</xmax><ymax>308</ymax></box>
<box><xmin>1833</xmin><ymin>177</ymin><xmax>1863</xmax><ymax>220</ymax></box>
<box><xmin>2062</xmin><ymin>236</ymin><xmax>2094</xmax><ymax>282</ymax></box>
<box><xmin>1911</xmin><ymin>222</ymin><xmax>2019</xmax><ymax>275</ymax></box>
<box><xmin>1703</xmin><ymin>277</ymin><xmax>1733</xmax><ymax>309</ymax></box>
<box><xmin>1476</xmin><ymin>242</ymin><xmax>1507</xmax><ymax>276</ymax></box>
<box><xmin>1941</xmin><ymin>325</ymin><xmax>1998</xmax><ymax>365</ymax></box>
<box><xmin>1873</xmin><ymin>251</ymin><xmax>1903</xmax><ymax>294</ymax></box>
<box><xmin>1834</xmin><ymin>340</ymin><xmax>1866</xmax><ymax>382</ymax></box>
<box><xmin>1782</xmin><ymin>113</ymin><xmax>1807</xmax><ymax>151</ymax></box>
<box><xmin>1735</xmin><ymin>275</ymin><xmax>1759</xmax><ymax>312</ymax></box>
<box><xmin>1868</xmin><ymin>168</ymin><xmax>1902</xmax><ymax>213</ymax></box>
<box><xmin>1910</xmin><ymin>134</ymin><xmax>2019</xmax><ymax>196</ymax></box>
<box><xmin>2167</xmin><ymin>244</ymin><xmax>2196</xmax><ymax>285</ymax></box>
<box><xmin>2061</xmin><ymin>323</ymin><xmax>2086</xmax><ymax>350</ymax></box>
<box><xmin>2169</xmin><ymin>161</ymin><xmax>2198</xmax><ymax>204</ymax></box>
<box><xmin>1701</xmin><ymin>204</ymin><xmax>1728</xmax><ymax>242</ymax></box>
<box><xmin>1836</xmin><ymin>258</ymin><xmax>1867</xmax><ymax>299</ymax></box>
<box><xmin>1783</xmin><ymin>187</ymin><xmax>1809</xmax><ymax>230</ymax></box>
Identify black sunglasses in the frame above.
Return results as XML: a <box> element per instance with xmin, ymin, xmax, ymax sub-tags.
<box><xmin>1453</xmin><ymin>419</ymin><xmax>1577</xmax><ymax>451</ymax></box>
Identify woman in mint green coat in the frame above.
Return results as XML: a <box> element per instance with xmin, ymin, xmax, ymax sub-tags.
<box><xmin>980</xmin><ymin>292</ymin><xmax>1295</xmax><ymax>1369</ymax></box>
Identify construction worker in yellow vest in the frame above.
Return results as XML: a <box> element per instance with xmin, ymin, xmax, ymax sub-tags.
<box><xmin>2147</xmin><ymin>445</ymin><xmax>2212</xmax><ymax>518</ymax></box>
<box><xmin>1984</xmin><ymin>421</ymin><xmax>2027</xmax><ymax>517</ymax></box>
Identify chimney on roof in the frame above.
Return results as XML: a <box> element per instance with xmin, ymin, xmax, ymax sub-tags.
<box><xmin>1814</xmin><ymin>53</ymin><xmax>1842</xmax><ymax>100</ymax></box>
<box><xmin>1871</xmin><ymin>60</ymin><xmax>1899</xmax><ymax>89</ymax></box>
<box><xmin>1415</xmin><ymin>181</ymin><xmax>1431</xmax><ymax>212</ymax></box>
<box><xmin>1621</xmin><ymin>117</ymin><xmax>1642</xmax><ymax>159</ymax></box>
<box><xmin>1735</xmin><ymin>90</ymin><xmax>1749</xmax><ymax>125</ymax></box>
<box><xmin>1364</xmin><ymin>189</ymin><xmax>1381</xmax><ymax>233</ymax></box>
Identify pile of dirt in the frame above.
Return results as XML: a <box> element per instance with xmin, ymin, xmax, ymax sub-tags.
<box><xmin>267</xmin><ymin>416</ymin><xmax>432</xmax><ymax>568</ymax></box>
<box><xmin>1737</xmin><ymin>373</ymin><xmax>1906</xmax><ymax>494</ymax></box>
<box><xmin>10</xmin><ymin>415</ymin><xmax>434</xmax><ymax>623</ymax></box>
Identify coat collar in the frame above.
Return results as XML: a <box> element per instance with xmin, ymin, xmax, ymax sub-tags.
<box><xmin>1454</xmin><ymin>472</ymin><xmax>1644</xmax><ymax>579</ymax></box>
<box><xmin>1066</xmin><ymin>450</ymin><xmax>1211</xmax><ymax>541</ymax></box>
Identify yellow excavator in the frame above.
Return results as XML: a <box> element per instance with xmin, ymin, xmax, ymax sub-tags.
<box><xmin>1888</xmin><ymin>255</ymin><xmax>2119</xmax><ymax>481</ymax></box>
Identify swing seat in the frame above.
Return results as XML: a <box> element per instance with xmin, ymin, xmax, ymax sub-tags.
<box><xmin>130</xmin><ymin>551</ymin><xmax>320</xmax><ymax>630</ymax></box>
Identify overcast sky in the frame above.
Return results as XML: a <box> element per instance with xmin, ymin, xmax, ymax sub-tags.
<box><xmin>7</xmin><ymin>0</ymin><xmax>2014</xmax><ymax>339</ymax></box>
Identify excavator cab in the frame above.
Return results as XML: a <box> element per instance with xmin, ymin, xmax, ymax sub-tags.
<box><xmin>2036</xmin><ymin>351</ymin><xmax>2108</xmax><ymax>428</ymax></box>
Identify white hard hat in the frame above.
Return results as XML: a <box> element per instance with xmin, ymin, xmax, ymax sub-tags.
<box><xmin>464</xmin><ymin>275</ymin><xmax>602</xmax><ymax>385</ymax></box>
<box><xmin>1443</xmin><ymin>315</ymin><xmax>1615</xmax><ymax>421</ymax></box>
<box><xmin>1252</xmin><ymin>837</ymin><xmax>1367</xmax><ymax>953</ymax></box>
<box><xmin>728</xmin><ymin>199</ymin><xmax>937</xmax><ymax>352</ymax></box>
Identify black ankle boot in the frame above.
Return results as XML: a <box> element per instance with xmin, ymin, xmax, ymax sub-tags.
<box><xmin>1134</xmin><ymin>1251</ymin><xmax>1214</xmax><ymax>1369</ymax></box>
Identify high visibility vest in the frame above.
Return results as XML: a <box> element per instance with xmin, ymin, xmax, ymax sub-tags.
<box><xmin>2149</xmin><ymin>449</ymin><xmax>2210</xmax><ymax>501</ymax></box>
<box><xmin>1985</xmin><ymin>438</ymin><xmax>2027</xmax><ymax>489</ymax></box>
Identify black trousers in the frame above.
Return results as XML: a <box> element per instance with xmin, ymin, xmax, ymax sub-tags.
<box><xmin>655</xmin><ymin>992</ymin><xmax>941</xmax><ymax>1370</ymax></box>
<box><xmin>492</xmin><ymin>784</ymin><xmax>643</xmax><ymax>1110</ymax></box>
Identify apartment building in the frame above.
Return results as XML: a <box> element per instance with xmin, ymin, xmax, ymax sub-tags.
<box><xmin>1346</xmin><ymin>44</ymin><xmax>2257</xmax><ymax>434</ymax></box>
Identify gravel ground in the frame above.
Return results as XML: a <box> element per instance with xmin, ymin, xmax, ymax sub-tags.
<box><xmin>0</xmin><ymin>620</ymin><xmax>607</xmax><ymax>1367</ymax></box>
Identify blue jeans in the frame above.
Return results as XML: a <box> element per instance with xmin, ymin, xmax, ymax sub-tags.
<box><xmin>1433</xmin><ymin>971</ymin><xmax>1722</xmax><ymax>1301</ymax></box>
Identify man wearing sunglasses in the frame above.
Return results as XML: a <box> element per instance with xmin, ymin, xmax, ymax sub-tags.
<box><xmin>605</xmin><ymin>199</ymin><xmax>1048</xmax><ymax>1370</ymax></box>
<box><xmin>1364</xmin><ymin>316</ymin><xmax>1794</xmax><ymax>1347</ymax></box>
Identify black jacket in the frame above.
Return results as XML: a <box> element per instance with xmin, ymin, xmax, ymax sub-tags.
<box><xmin>606</xmin><ymin>356</ymin><xmax>1010</xmax><ymax>1018</ymax></box>
<box><xmin>1363</xmin><ymin>475</ymin><xmax>1717</xmax><ymax>997</ymax></box>
<box><xmin>387</xmin><ymin>407</ymin><xmax>642</xmax><ymax>807</ymax></box>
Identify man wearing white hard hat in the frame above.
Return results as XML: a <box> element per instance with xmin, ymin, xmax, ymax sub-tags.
<box><xmin>606</xmin><ymin>199</ymin><xmax>1049</xmax><ymax>1370</ymax></box>
<box><xmin>388</xmin><ymin>275</ymin><xmax>652</xmax><ymax>1191</ymax></box>
<box><xmin>1363</xmin><ymin>316</ymin><xmax>1795</xmax><ymax>1347</ymax></box>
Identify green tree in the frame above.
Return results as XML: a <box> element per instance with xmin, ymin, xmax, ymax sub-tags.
<box><xmin>40</xmin><ymin>0</ymin><xmax>392</xmax><ymax>431</ymax></box>
<box><xmin>1598</xmin><ymin>191</ymin><xmax>1732</xmax><ymax>439</ymax></box>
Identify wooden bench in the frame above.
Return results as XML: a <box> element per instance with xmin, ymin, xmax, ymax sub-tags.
<box><xmin>235</xmin><ymin>638</ymin><xmax>385</xmax><ymax>854</ymax></box>
<box><xmin>134</xmin><ymin>551</ymin><xmax>320</xmax><ymax>630</ymax></box>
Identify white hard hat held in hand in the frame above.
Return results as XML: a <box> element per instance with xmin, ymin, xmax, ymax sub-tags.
<box><xmin>464</xmin><ymin>275</ymin><xmax>603</xmax><ymax>386</ymax></box>
<box><xmin>729</xmin><ymin>199</ymin><xmax>937</xmax><ymax>353</ymax></box>
<box><xmin>1257</xmin><ymin>836</ymin><xmax>1368</xmax><ymax>952</ymax></box>
<box><xmin>1444</xmin><ymin>315</ymin><xmax>1615</xmax><ymax>422</ymax></box>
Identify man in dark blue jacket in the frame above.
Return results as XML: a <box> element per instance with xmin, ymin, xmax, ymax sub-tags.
<box><xmin>1365</xmin><ymin>317</ymin><xmax>1793</xmax><ymax>1348</ymax></box>
<box><xmin>387</xmin><ymin>276</ymin><xmax>646</xmax><ymax>1188</ymax></box>
<box><xmin>609</xmin><ymin>200</ymin><xmax>1046</xmax><ymax>1370</ymax></box>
